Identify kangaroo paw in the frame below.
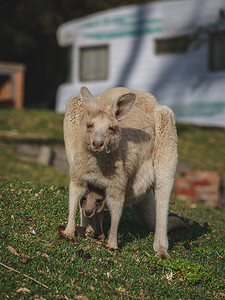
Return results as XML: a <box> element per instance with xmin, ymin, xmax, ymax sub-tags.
<box><xmin>56</xmin><ymin>225</ymin><xmax>66</xmax><ymax>239</ymax></box>
<box><xmin>56</xmin><ymin>225</ymin><xmax>76</xmax><ymax>241</ymax></box>
<box><xmin>154</xmin><ymin>251</ymin><xmax>171</xmax><ymax>260</ymax></box>
<box><xmin>106</xmin><ymin>242</ymin><xmax>118</xmax><ymax>250</ymax></box>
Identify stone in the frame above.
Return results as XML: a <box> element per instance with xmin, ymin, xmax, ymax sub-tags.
<box><xmin>16</xmin><ymin>143</ymin><xmax>39</xmax><ymax>158</ymax></box>
<box><xmin>37</xmin><ymin>145</ymin><xmax>53</xmax><ymax>165</ymax></box>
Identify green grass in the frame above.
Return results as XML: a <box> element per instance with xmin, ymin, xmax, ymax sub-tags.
<box><xmin>0</xmin><ymin>108</ymin><xmax>225</xmax><ymax>299</ymax></box>
<box><xmin>0</xmin><ymin>108</ymin><xmax>69</xmax><ymax>186</ymax></box>
<box><xmin>0</xmin><ymin>178</ymin><xmax>224</xmax><ymax>299</ymax></box>
<box><xmin>0</xmin><ymin>108</ymin><xmax>64</xmax><ymax>139</ymax></box>
<box><xmin>177</xmin><ymin>123</ymin><xmax>225</xmax><ymax>178</ymax></box>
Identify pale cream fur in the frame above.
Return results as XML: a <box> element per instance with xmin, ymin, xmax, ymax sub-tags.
<box><xmin>63</xmin><ymin>86</ymin><xmax>178</xmax><ymax>259</ymax></box>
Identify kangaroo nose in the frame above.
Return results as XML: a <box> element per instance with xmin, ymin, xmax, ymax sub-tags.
<box><xmin>85</xmin><ymin>209</ymin><xmax>93</xmax><ymax>217</ymax></box>
<box><xmin>92</xmin><ymin>140</ymin><xmax>104</xmax><ymax>150</ymax></box>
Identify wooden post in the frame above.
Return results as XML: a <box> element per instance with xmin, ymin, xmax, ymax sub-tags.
<box><xmin>13</xmin><ymin>69</ymin><xmax>25</xmax><ymax>108</ymax></box>
<box><xmin>0</xmin><ymin>62</ymin><xmax>26</xmax><ymax>108</ymax></box>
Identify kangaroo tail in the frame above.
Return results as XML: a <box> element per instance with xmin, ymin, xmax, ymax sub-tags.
<box><xmin>168</xmin><ymin>216</ymin><xmax>188</xmax><ymax>232</ymax></box>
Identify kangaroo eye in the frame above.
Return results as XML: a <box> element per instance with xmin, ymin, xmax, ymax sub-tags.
<box><xmin>109</xmin><ymin>126</ymin><xmax>116</xmax><ymax>132</ymax></box>
<box><xmin>81</xmin><ymin>195</ymin><xmax>87</xmax><ymax>202</ymax></box>
<box><xmin>87</xmin><ymin>123</ymin><xmax>93</xmax><ymax>128</ymax></box>
<box><xmin>96</xmin><ymin>199</ymin><xmax>103</xmax><ymax>204</ymax></box>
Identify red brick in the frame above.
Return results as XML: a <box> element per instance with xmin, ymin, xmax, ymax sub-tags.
<box><xmin>176</xmin><ymin>188</ymin><xmax>197</xmax><ymax>197</ymax></box>
<box><xmin>193</xmin><ymin>180</ymin><xmax>210</xmax><ymax>187</ymax></box>
<box><xmin>175</xmin><ymin>170</ymin><xmax>221</xmax><ymax>206</ymax></box>
<box><xmin>175</xmin><ymin>177</ymin><xmax>190</xmax><ymax>189</ymax></box>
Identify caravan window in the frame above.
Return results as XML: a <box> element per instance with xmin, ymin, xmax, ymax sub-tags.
<box><xmin>209</xmin><ymin>32</ymin><xmax>225</xmax><ymax>71</ymax></box>
<box><xmin>79</xmin><ymin>45</ymin><xmax>108</xmax><ymax>81</ymax></box>
<box><xmin>155</xmin><ymin>35</ymin><xmax>191</xmax><ymax>54</ymax></box>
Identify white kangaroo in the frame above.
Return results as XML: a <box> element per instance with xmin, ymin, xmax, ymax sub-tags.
<box><xmin>63</xmin><ymin>86</ymin><xmax>178</xmax><ymax>259</ymax></box>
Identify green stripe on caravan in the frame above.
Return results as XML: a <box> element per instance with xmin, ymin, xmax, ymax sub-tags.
<box><xmin>172</xmin><ymin>102</ymin><xmax>225</xmax><ymax>118</ymax></box>
<box><xmin>82</xmin><ymin>16</ymin><xmax>161</xmax><ymax>29</ymax></box>
<box><xmin>84</xmin><ymin>27</ymin><xmax>162</xmax><ymax>40</ymax></box>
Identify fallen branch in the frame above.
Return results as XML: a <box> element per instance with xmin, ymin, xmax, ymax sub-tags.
<box><xmin>0</xmin><ymin>262</ymin><xmax>49</xmax><ymax>289</ymax></box>
<box><xmin>143</xmin><ymin>250</ymin><xmax>151</xmax><ymax>256</ymax></box>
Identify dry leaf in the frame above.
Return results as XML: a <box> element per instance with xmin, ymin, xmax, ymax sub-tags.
<box><xmin>21</xmin><ymin>252</ymin><xmax>30</xmax><ymax>258</ymax></box>
<box><xmin>16</xmin><ymin>287</ymin><xmax>32</xmax><ymax>294</ymax></box>
<box><xmin>161</xmin><ymin>272</ymin><xmax>173</xmax><ymax>282</ymax></box>
<box><xmin>85</xmin><ymin>225</ymin><xmax>94</xmax><ymax>237</ymax></box>
<box><xmin>42</xmin><ymin>253</ymin><xmax>49</xmax><ymax>259</ymax></box>
<box><xmin>149</xmin><ymin>263</ymin><xmax>157</xmax><ymax>270</ymax></box>
<box><xmin>133</xmin><ymin>246</ymin><xmax>140</xmax><ymax>251</ymax></box>
<box><xmin>83</xmin><ymin>245</ymin><xmax>91</xmax><ymax>251</ymax></box>
<box><xmin>7</xmin><ymin>246</ymin><xmax>19</xmax><ymax>256</ymax></box>
<box><xmin>28</xmin><ymin>226</ymin><xmax>36</xmax><ymax>235</ymax></box>
<box><xmin>19</xmin><ymin>253</ymin><xmax>31</xmax><ymax>264</ymax></box>
<box><xmin>117</xmin><ymin>286</ymin><xmax>126</xmax><ymax>293</ymax></box>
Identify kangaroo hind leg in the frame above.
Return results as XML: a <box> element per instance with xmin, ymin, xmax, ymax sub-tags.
<box><xmin>153</xmin><ymin>105</ymin><xmax>178</xmax><ymax>259</ymax></box>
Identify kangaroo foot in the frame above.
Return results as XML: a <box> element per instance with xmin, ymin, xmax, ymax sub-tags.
<box><xmin>154</xmin><ymin>250</ymin><xmax>171</xmax><ymax>260</ymax></box>
<box><xmin>56</xmin><ymin>225</ymin><xmax>76</xmax><ymax>241</ymax></box>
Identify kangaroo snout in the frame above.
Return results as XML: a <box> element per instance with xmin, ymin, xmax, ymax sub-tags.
<box><xmin>84</xmin><ymin>209</ymin><xmax>93</xmax><ymax>217</ymax></box>
<box><xmin>92</xmin><ymin>140</ymin><xmax>104</xmax><ymax>151</ymax></box>
<box><xmin>91</xmin><ymin>128</ymin><xmax>106</xmax><ymax>152</ymax></box>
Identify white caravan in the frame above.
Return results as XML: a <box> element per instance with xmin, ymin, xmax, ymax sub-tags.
<box><xmin>56</xmin><ymin>0</ymin><xmax>225</xmax><ymax>127</ymax></box>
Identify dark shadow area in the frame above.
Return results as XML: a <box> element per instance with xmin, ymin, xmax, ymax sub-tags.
<box><xmin>0</xmin><ymin>101</ymin><xmax>14</xmax><ymax>108</ymax></box>
<box><xmin>55</xmin><ymin>205</ymin><xmax>210</xmax><ymax>254</ymax></box>
<box><xmin>102</xmin><ymin>206</ymin><xmax>210</xmax><ymax>250</ymax></box>
<box><xmin>168</xmin><ymin>219</ymin><xmax>211</xmax><ymax>251</ymax></box>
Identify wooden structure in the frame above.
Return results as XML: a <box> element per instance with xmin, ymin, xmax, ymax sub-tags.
<box><xmin>0</xmin><ymin>61</ymin><xmax>26</xmax><ymax>108</ymax></box>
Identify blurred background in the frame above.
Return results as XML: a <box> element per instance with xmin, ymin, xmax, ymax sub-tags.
<box><xmin>0</xmin><ymin>0</ymin><xmax>151</xmax><ymax>109</ymax></box>
<box><xmin>1</xmin><ymin>0</ymin><xmax>225</xmax><ymax>127</ymax></box>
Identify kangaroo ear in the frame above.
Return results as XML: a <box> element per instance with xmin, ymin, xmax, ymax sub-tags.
<box><xmin>114</xmin><ymin>93</ymin><xmax>136</xmax><ymax>121</ymax></box>
<box><xmin>80</xmin><ymin>86</ymin><xmax>97</xmax><ymax>106</ymax></box>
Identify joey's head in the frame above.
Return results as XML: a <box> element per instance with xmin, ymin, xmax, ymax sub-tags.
<box><xmin>80</xmin><ymin>86</ymin><xmax>136</xmax><ymax>154</ymax></box>
<box><xmin>80</xmin><ymin>188</ymin><xmax>106</xmax><ymax>218</ymax></box>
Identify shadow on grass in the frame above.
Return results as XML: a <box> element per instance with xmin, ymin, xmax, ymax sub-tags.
<box><xmin>103</xmin><ymin>206</ymin><xmax>210</xmax><ymax>250</ymax></box>
<box><xmin>168</xmin><ymin>219</ymin><xmax>210</xmax><ymax>250</ymax></box>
